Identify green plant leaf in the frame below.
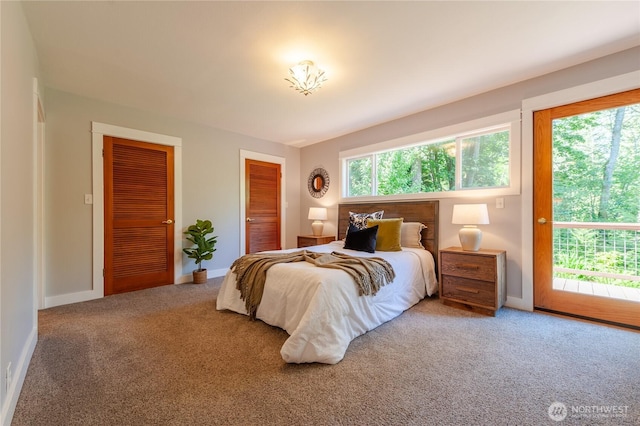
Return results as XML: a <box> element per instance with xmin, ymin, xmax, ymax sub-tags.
<box><xmin>183</xmin><ymin>219</ymin><xmax>218</xmax><ymax>267</ymax></box>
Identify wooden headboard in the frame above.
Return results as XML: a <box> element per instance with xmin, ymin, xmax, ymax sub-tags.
<box><xmin>337</xmin><ymin>200</ymin><xmax>439</xmax><ymax>268</ymax></box>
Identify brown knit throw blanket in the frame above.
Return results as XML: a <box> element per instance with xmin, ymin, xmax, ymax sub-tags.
<box><xmin>231</xmin><ymin>250</ymin><xmax>396</xmax><ymax>319</ymax></box>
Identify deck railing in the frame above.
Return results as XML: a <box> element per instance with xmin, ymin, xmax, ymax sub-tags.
<box><xmin>553</xmin><ymin>222</ymin><xmax>640</xmax><ymax>284</ymax></box>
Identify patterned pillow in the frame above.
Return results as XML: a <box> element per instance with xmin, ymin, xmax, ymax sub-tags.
<box><xmin>348</xmin><ymin>210</ymin><xmax>384</xmax><ymax>231</ymax></box>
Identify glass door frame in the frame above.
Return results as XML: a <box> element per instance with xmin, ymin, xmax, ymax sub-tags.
<box><xmin>520</xmin><ymin>72</ymin><xmax>640</xmax><ymax>314</ymax></box>
<box><xmin>532</xmin><ymin>88</ymin><xmax>640</xmax><ymax>328</ymax></box>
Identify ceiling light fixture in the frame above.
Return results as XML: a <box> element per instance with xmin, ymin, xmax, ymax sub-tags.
<box><xmin>285</xmin><ymin>60</ymin><xmax>327</xmax><ymax>96</ymax></box>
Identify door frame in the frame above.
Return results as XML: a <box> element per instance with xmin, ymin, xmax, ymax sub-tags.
<box><xmin>239</xmin><ymin>150</ymin><xmax>286</xmax><ymax>256</ymax></box>
<box><xmin>520</xmin><ymin>70</ymin><xmax>640</xmax><ymax>311</ymax></box>
<box><xmin>33</xmin><ymin>78</ymin><xmax>45</xmax><ymax>311</ymax></box>
<box><xmin>91</xmin><ymin>122</ymin><xmax>183</xmax><ymax>301</ymax></box>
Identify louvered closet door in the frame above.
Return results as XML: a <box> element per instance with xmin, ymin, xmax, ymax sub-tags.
<box><xmin>245</xmin><ymin>159</ymin><xmax>281</xmax><ymax>254</ymax></box>
<box><xmin>104</xmin><ymin>136</ymin><xmax>174</xmax><ymax>295</ymax></box>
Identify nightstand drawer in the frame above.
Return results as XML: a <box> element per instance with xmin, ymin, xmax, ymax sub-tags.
<box><xmin>439</xmin><ymin>247</ymin><xmax>506</xmax><ymax>315</ymax></box>
<box><xmin>440</xmin><ymin>252</ymin><xmax>496</xmax><ymax>282</ymax></box>
<box><xmin>441</xmin><ymin>275</ymin><xmax>495</xmax><ymax>307</ymax></box>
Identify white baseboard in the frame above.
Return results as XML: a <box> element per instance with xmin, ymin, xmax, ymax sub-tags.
<box><xmin>44</xmin><ymin>289</ymin><xmax>101</xmax><ymax>309</ymax></box>
<box><xmin>179</xmin><ymin>267</ymin><xmax>228</xmax><ymax>284</ymax></box>
<box><xmin>1</xmin><ymin>326</ymin><xmax>37</xmax><ymax>426</ymax></box>
<box><xmin>208</xmin><ymin>268</ymin><xmax>228</xmax><ymax>278</ymax></box>
<box><xmin>505</xmin><ymin>296</ymin><xmax>532</xmax><ymax>311</ymax></box>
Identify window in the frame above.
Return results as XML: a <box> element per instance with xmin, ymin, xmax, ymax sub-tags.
<box><xmin>346</xmin><ymin>156</ymin><xmax>373</xmax><ymax>197</ymax></box>
<box><xmin>459</xmin><ymin>128</ymin><xmax>510</xmax><ymax>189</ymax></box>
<box><xmin>341</xmin><ymin>111</ymin><xmax>520</xmax><ymax>200</ymax></box>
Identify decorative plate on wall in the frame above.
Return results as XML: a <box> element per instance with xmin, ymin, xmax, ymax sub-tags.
<box><xmin>308</xmin><ymin>167</ymin><xmax>330</xmax><ymax>198</ymax></box>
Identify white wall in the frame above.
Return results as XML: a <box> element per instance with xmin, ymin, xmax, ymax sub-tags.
<box><xmin>299</xmin><ymin>46</ymin><xmax>640</xmax><ymax>308</ymax></box>
<box><xmin>0</xmin><ymin>2</ymin><xmax>40</xmax><ymax>424</ymax></box>
<box><xmin>43</xmin><ymin>89</ymin><xmax>301</xmax><ymax>301</ymax></box>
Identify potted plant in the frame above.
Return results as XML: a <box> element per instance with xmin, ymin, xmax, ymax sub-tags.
<box><xmin>183</xmin><ymin>219</ymin><xmax>218</xmax><ymax>284</ymax></box>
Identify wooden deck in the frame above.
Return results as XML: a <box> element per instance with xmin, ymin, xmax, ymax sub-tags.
<box><xmin>553</xmin><ymin>277</ymin><xmax>640</xmax><ymax>302</ymax></box>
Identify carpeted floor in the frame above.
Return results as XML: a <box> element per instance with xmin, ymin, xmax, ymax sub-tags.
<box><xmin>12</xmin><ymin>278</ymin><xmax>640</xmax><ymax>425</ymax></box>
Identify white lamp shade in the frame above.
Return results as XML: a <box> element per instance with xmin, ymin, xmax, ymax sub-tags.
<box><xmin>451</xmin><ymin>204</ymin><xmax>490</xmax><ymax>225</ymax></box>
<box><xmin>308</xmin><ymin>207</ymin><xmax>327</xmax><ymax>236</ymax></box>
<box><xmin>452</xmin><ymin>204</ymin><xmax>489</xmax><ymax>251</ymax></box>
<box><xmin>308</xmin><ymin>207</ymin><xmax>328</xmax><ymax>221</ymax></box>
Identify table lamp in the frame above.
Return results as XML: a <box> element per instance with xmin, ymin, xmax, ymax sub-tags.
<box><xmin>452</xmin><ymin>204</ymin><xmax>489</xmax><ymax>251</ymax></box>
<box><xmin>308</xmin><ymin>207</ymin><xmax>328</xmax><ymax>236</ymax></box>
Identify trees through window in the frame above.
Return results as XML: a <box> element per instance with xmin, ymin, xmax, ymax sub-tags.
<box><xmin>343</xmin><ymin>125</ymin><xmax>513</xmax><ymax>198</ymax></box>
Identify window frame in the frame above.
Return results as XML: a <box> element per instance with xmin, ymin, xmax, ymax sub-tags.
<box><xmin>339</xmin><ymin>110</ymin><xmax>521</xmax><ymax>201</ymax></box>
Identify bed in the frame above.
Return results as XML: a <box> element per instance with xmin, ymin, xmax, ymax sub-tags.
<box><xmin>216</xmin><ymin>200</ymin><xmax>439</xmax><ymax>364</ymax></box>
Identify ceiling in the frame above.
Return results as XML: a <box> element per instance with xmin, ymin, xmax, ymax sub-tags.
<box><xmin>22</xmin><ymin>1</ymin><xmax>640</xmax><ymax>147</ymax></box>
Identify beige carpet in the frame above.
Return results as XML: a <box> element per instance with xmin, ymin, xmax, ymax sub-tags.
<box><xmin>12</xmin><ymin>278</ymin><xmax>640</xmax><ymax>425</ymax></box>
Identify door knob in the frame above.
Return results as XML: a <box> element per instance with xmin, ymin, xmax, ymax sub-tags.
<box><xmin>537</xmin><ymin>218</ymin><xmax>547</xmax><ymax>224</ymax></box>
<box><xmin>246</xmin><ymin>217</ymin><xmax>255</xmax><ymax>222</ymax></box>
<box><xmin>162</xmin><ymin>219</ymin><xmax>173</xmax><ymax>224</ymax></box>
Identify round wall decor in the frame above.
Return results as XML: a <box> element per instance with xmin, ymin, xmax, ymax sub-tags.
<box><xmin>308</xmin><ymin>167</ymin><xmax>330</xmax><ymax>198</ymax></box>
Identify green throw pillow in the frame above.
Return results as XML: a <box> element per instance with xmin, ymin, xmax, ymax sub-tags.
<box><xmin>367</xmin><ymin>218</ymin><xmax>403</xmax><ymax>251</ymax></box>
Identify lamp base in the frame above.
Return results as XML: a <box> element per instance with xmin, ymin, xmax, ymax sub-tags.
<box><xmin>459</xmin><ymin>226</ymin><xmax>482</xmax><ymax>251</ymax></box>
<box><xmin>311</xmin><ymin>221</ymin><xmax>324</xmax><ymax>237</ymax></box>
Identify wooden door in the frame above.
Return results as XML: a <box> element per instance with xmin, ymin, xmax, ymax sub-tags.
<box><xmin>245</xmin><ymin>159</ymin><xmax>281</xmax><ymax>254</ymax></box>
<box><xmin>533</xmin><ymin>89</ymin><xmax>640</xmax><ymax>328</ymax></box>
<box><xmin>104</xmin><ymin>136</ymin><xmax>175</xmax><ymax>295</ymax></box>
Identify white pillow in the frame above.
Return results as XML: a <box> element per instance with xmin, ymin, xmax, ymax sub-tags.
<box><xmin>400</xmin><ymin>222</ymin><xmax>426</xmax><ymax>248</ymax></box>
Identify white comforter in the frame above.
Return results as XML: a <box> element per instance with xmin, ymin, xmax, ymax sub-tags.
<box><xmin>216</xmin><ymin>241</ymin><xmax>437</xmax><ymax>364</ymax></box>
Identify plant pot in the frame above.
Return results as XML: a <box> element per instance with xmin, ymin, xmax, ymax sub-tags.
<box><xmin>193</xmin><ymin>269</ymin><xmax>208</xmax><ymax>284</ymax></box>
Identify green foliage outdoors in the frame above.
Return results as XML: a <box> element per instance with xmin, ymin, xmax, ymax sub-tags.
<box><xmin>460</xmin><ymin>131</ymin><xmax>510</xmax><ymax>189</ymax></box>
<box><xmin>183</xmin><ymin>219</ymin><xmax>217</xmax><ymax>272</ymax></box>
<box><xmin>347</xmin><ymin>130</ymin><xmax>509</xmax><ymax>197</ymax></box>
<box><xmin>347</xmin><ymin>157</ymin><xmax>372</xmax><ymax>197</ymax></box>
<box><xmin>552</xmin><ymin>104</ymin><xmax>640</xmax><ymax>289</ymax></box>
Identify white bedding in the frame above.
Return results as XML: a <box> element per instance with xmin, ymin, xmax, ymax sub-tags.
<box><xmin>216</xmin><ymin>240</ymin><xmax>438</xmax><ymax>364</ymax></box>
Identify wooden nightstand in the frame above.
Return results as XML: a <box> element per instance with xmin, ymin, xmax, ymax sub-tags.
<box><xmin>439</xmin><ymin>247</ymin><xmax>506</xmax><ymax>316</ymax></box>
<box><xmin>297</xmin><ymin>235</ymin><xmax>336</xmax><ymax>248</ymax></box>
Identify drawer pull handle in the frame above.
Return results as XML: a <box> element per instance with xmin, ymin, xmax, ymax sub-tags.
<box><xmin>457</xmin><ymin>287</ymin><xmax>480</xmax><ymax>294</ymax></box>
<box><xmin>458</xmin><ymin>264</ymin><xmax>480</xmax><ymax>270</ymax></box>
